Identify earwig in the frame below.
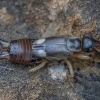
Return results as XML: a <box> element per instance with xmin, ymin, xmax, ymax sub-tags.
<box><xmin>0</xmin><ymin>36</ymin><xmax>100</xmax><ymax>71</ymax></box>
<box><xmin>0</xmin><ymin>17</ymin><xmax>99</xmax><ymax>84</ymax></box>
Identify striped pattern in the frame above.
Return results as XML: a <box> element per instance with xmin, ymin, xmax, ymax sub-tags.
<box><xmin>10</xmin><ymin>39</ymin><xmax>32</xmax><ymax>64</ymax></box>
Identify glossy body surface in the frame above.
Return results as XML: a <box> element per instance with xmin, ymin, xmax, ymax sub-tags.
<box><xmin>0</xmin><ymin>36</ymin><xmax>100</xmax><ymax>64</ymax></box>
<box><xmin>82</xmin><ymin>37</ymin><xmax>100</xmax><ymax>52</ymax></box>
<box><xmin>33</xmin><ymin>37</ymin><xmax>81</xmax><ymax>58</ymax></box>
<box><xmin>10</xmin><ymin>39</ymin><xmax>33</xmax><ymax>64</ymax></box>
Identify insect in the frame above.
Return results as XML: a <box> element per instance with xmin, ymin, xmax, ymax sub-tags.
<box><xmin>0</xmin><ymin>17</ymin><xmax>100</xmax><ymax>82</ymax></box>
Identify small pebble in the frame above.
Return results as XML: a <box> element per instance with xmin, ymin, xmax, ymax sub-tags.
<box><xmin>77</xmin><ymin>68</ymin><xmax>80</xmax><ymax>71</ymax></box>
<box><xmin>74</xmin><ymin>72</ymin><xmax>78</xmax><ymax>76</ymax></box>
<box><xmin>79</xmin><ymin>74</ymin><xmax>83</xmax><ymax>78</ymax></box>
<box><xmin>74</xmin><ymin>77</ymin><xmax>78</xmax><ymax>83</ymax></box>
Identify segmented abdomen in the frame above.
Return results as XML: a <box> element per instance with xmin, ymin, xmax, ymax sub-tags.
<box><xmin>10</xmin><ymin>39</ymin><xmax>32</xmax><ymax>64</ymax></box>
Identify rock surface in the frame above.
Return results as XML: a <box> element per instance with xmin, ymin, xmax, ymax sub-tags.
<box><xmin>0</xmin><ymin>0</ymin><xmax>100</xmax><ymax>100</ymax></box>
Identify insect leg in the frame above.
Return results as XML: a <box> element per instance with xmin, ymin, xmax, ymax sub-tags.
<box><xmin>64</xmin><ymin>59</ymin><xmax>74</xmax><ymax>77</ymax></box>
<box><xmin>29</xmin><ymin>61</ymin><xmax>47</xmax><ymax>74</ymax></box>
<box><xmin>73</xmin><ymin>52</ymin><xmax>100</xmax><ymax>63</ymax></box>
<box><xmin>64</xmin><ymin>59</ymin><xmax>74</xmax><ymax>87</ymax></box>
<box><xmin>72</xmin><ymin>53</ymin><xmax>93</xmax><ymax>60</ymax></box>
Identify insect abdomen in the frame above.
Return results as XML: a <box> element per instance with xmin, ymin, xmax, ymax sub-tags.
<box><xmin>10</xmin><ymin>39</ymin><xmax>33</xmax><ymax>64</ymax></box>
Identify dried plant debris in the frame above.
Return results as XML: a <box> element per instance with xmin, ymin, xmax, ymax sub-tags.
<box><xmin>0</xmin><ymin>0</ymin><xmax>100</xmax><ymax>100</ymax></box>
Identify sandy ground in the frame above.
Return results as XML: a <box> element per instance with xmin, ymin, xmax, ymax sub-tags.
<box><xmin>0</xmin><ymin>0</ymin><xmax>100</xmax><ymax>100</ymax></box>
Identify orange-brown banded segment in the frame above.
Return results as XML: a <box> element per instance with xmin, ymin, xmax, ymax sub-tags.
<box><xmin>10</xmin><ymin>39</ymin><xmax>32</xmax><ymax>64</ymax></box>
